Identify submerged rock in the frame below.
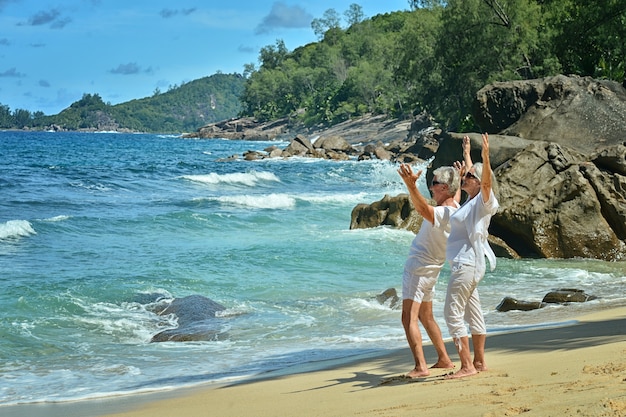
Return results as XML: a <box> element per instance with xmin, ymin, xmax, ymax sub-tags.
<box><xmin>150</xmin><ymin>295</ymin><xmax>227</xmax><ymax>342</ymax></box>
<box><xmin>542</xmin><ymin>289</ymin><xmax>598</xmax><ymax>304</ymax></box>
<box><xmin>496</xmin><ymin>288</ymin><xmax>597</xmax><ymax>312</ymax></box>
<box><xmin>496</xmin><ymin>296</ymin><xmax>545</xmax><ymax>312</ymax></box>
<box><xmin>376</xmin><ymin>288</ymin><xmax>400</xmax><ymax>310</ymax></box>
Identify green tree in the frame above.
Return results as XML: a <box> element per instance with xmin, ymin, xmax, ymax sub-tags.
<box><xmin>344</xmin><ymin>4</ymin><xmax>365</xmax><ymax>26</ymax></box>
<box><xmin>0</xmin><ymin>104</ymin><xmax>12</xmax><ymax>128</ymax></box>
<box><xmin>312</xmin><ymin>9</ymin><xmax>342</xmax><ymax>39</ymax></box>
<box><xmin>13</xmin><ymin>108</ymin><xmax>32</xmax><ymax>128</ymax></box>
<box><xmin>427</xmin><ymin>0</ymin><xmax>549</xmax><ymax>129</ymax></box>
<box><xmin>542</xmin><ymin>0</ymin><xmax>626</xmax><ymax>83</ymax></box>
<box><xmin>258</xmin><ymin>40</ymin><xmax>289</xmax><ymax>70</ymax></box>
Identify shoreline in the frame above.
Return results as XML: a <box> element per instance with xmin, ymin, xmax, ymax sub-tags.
<box><xmin>3</xmin><ymin>305</ymin><xmax>625</xmax><ymax>417</ymax></box>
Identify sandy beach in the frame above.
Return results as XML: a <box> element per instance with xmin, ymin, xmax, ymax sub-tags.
<box><xmin>5</xmin><ymin>306</ymin><xmax>625</xmax><ymax>417</ymax></box>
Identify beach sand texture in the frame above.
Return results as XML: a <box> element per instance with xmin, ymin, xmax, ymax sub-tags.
<box><xmin>5</xmin><ymin>306</ymin><xmax>625</xmax><ymax>417</ymax></box>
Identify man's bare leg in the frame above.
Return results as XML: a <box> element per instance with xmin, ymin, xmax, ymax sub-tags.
<box><xmin>402</xmin><ymin>299</ymin><xmax>430</xmax><ymax>378</ymax></box>
<box><xmin>418</xmin><ymin>302</ymin><xmax>454</xmax><ymax>368</ymax></box>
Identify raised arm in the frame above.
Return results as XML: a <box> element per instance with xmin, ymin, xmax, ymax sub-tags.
<box><xmin>480</xmin><ymin>133</ymin><xmax>493</xmax><ymax>203</ymax></box>
<box><xmin>397</xmin><ymin>164</ymin><xmax>435</xmax><ymax>224</ymax></box>
<box><xmin>462</xmin><ymin>135</ymin><xmax>473</xmax><ymax>172</ymax></box>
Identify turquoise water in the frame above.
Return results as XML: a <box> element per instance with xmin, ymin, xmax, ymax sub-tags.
<box><xmin>1</xmin><ymin>130</ymin><xmax>624</xmax><ymax>405</ymax></box>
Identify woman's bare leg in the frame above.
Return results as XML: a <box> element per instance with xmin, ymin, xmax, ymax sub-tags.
<box><xmin>445</xmin><ymin>336</ymin><xmax>477</xmax><ymax>379</ymax></box>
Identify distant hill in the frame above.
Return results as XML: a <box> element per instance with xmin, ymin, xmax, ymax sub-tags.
<box><xmin>26</xmin><ymin>73</ymin><xmax>246</xmax><ymax>133</ymax></box>
<box><xmin>110</xmin><ymin>73</ymin><xmax>246</xmax><ymax>133</ymax></box>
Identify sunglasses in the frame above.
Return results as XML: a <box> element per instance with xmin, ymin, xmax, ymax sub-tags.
<box><xmin>431</xmin><ymin>179</ymin><xmax>443</xmax><ymax>187</ymax></box>
<box><xmin>464</xmin><ymin>171</ymin><xmax>479</xmax><ymax>180</ymax></box>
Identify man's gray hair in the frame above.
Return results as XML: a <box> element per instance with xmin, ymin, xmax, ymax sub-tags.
<box><xmin>433</xmin><ymin>166</ymin><xmax>460</xmax><ymax>196</ymax></box>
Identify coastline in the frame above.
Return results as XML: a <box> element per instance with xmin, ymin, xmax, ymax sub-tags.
<box><xmin>4</xmin><ymin>305</ymin><xmax>625</xmax><ymax>417</ymax></box>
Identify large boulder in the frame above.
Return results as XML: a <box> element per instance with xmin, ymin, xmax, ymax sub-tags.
<box><xmin>314</xmin><ymin>135</ymin><xmax>354</xmax><ymax>153</ymax></box>
<box><xmin>473</xmin><ymin>75</ymin><xmax>626</xmax><ymax>153</ymax></box>
<box><xmin>350</xmin><ymin>194</ymin><xmax>423</xmax><ymax>233</ymax></box>
<box><xmin>491</xmin><ymin>141</ymin><xmax>626</xmax><ymax>260</ymax></box>
<box><xmin>150</xmin><ymin>295</ymin><xmax>227</xmax><ymax>342</ymax></box>
<box><xmin>428</xmin><ymin>132</ymin><xmax>534</xmax><ymax>179</ymax></box>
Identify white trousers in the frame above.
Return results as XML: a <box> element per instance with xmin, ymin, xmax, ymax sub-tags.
<box><xmin>444</xmin><ymin>263</ymin><xmax>486</xmax><ymax>341</ymax></box>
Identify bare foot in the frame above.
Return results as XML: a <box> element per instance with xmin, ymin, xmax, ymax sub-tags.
<box><xmin>444</xmin><ymin>367</ymin><xmax>477</xmax><ymax>380</ymax></box>
<box><xmin>473</xmin><ymin>361</ymin><xmax>487</xmax><ymax>372</ymax></box>
<box><xmin>406</xmin><ymin>367</ymin><xmax>430</xmax><ymax>378</ymax></box>
<box><xmin>430</xmin><ymin>360</ymin><xmax>455</xmax><ymax>369</ymax></box>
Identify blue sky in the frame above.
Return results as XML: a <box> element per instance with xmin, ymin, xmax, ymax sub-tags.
<box><xmin>0</xmin><ymin>0</ymin><xmax>409</xmax><ymax>115</ymax></box>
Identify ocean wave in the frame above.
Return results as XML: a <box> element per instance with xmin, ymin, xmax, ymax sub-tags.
<box><xmin>296</xmin><ymin>192</ymin><xmax>369</xmax><ymax>205</ymax></box>
<box><xmin>183</xmin><ymin>171</ymin><xmax>281</xmax><ymax>187</ymax></box>
<box><xmin>69</xmin><ymin>181</ymin><xmax>113</xmax><ymax>192</ymax></box>
<box><xmin>43</xmin><ymin>215</ymin><xmax>71</xmax><ymax>222</ymax></box>
<box><xmin>209</xmin><ymin>193</ymin><xmax>296</xmax><ymax>209</ymax></box>
<box><xmin>0</xmin><ymin>220</ymin><xmax>37</xmax><ymax>240</ymax></box>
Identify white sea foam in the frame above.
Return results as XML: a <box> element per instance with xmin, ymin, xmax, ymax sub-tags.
<box><xmin>297</xmin><ymin>192</ymin><xmax>369</xmax><ymax>205</ymax></box>
<box><xmin>0</xmin><ymin>220</ymin><xmax>36</xmax><ymax>240</ymax></box>
<box><xmin>43</xmin><ymin>215</ymin><xmax>71</xmax><ymax>222</ymax></box>
<box><xmin>183</xmin><ymin>171</ymin><xmax>281</xmax><ymax>187</ymax></box>
<box><xmin>213</xmin><ymin>193</ymin><xmax>297</xmax><ymax>209</ymax></box>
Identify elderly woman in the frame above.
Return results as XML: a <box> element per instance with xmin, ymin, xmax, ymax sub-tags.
<box><xmin>397</xmin><ymin>163</ymin><xmax>460</xmax><ymax>378</ymax></box>
<box><xmin>444</xmin><ymin>133</ymin><xmax>499</xmax><ymax>379</ymax></box>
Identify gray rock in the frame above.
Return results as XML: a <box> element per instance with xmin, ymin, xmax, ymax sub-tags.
<box><xmin>542</xmin><ymin>289</ymin><xmax>598</xmax><ymax>304</ymax></box>
<box><xmin>496</xmin><ymin>297</ymin><xmax>545</xmax><ymax>312</ymax></box>
<box><xmin>376</xmin><ymin>288</ymin><xmax>400</xmax><ymax>309</ymax></box>
<box><xmin>492</xmin><ymin>141</ymin><xmax>626</xmax><ymax>260</ymax></box>
<box><xmin>314</xmin><ymin>135</ymin><xmax>354</xmax><ymax>152</ymax></box>
<box><xmin>150</xmin><ymin>295</ymin><xmax>227</xmax><ymax>342</ymax></box>
<box><xmin>473</xmin><ymin>75</ymin><xmax>626</xmax><ymax>153</ymax></box>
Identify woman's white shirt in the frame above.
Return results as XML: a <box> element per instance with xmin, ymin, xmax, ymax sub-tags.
<box><xmin>446</xmin><ymin>190</ymin><xmax>499</xmax><ymax>278</ymax></box>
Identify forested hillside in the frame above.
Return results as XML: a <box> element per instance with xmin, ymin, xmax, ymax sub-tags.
<box><xmin>0</xmin><ymin>73</ymin><xmax>246</xmax><ymax>133</ymax></box>
<box><xmin>240</xmin><ymin>0</ymin><xmax>625</xmax><ymax>131</ymax></box>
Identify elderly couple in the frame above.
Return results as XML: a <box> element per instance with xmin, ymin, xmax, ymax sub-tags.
<box><xmin>397</xmin><ymin>133</ymin><xmax>498</xmax><ymax>380</ymax></box>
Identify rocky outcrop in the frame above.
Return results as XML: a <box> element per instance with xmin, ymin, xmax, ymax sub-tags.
<box><xmin>473</xmin><ymin>75</ymin><xmax>626</xmax><ymax>153</ymax></box>
<box><xmin>184</xmin><ymin>117</ymin><xmax>293</xmax><ymax>141</ymax></box>
<box><xmin>193</xmin><ymin>113</ymin><xmax>433</xmax><ymax>162</ymax></box>
<box><xmin>150</xmin><ymin>295</ymin><xmax>227</xmax><ymax>342</ymax></box>
<box><xmin>185</xmin><ymin>113</ymin><xmax>413</xmax><ymax>144</ymax></box>
<box><xmin>490</xmin><ymin>141</ymin><xmax>626</xmax><ymax>260</ymax></box>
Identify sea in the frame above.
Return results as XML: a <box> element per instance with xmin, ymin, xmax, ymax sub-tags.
<box><xmin>1</xmin><ymin>130</ymin><xmax>625</xmax><ymax>407</ymax></box>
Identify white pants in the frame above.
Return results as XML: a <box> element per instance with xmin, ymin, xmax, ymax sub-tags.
<box><xmin>444</xmin><ymin>263</ymin><xmax>486</xmax><ymax>340</ymax></box>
